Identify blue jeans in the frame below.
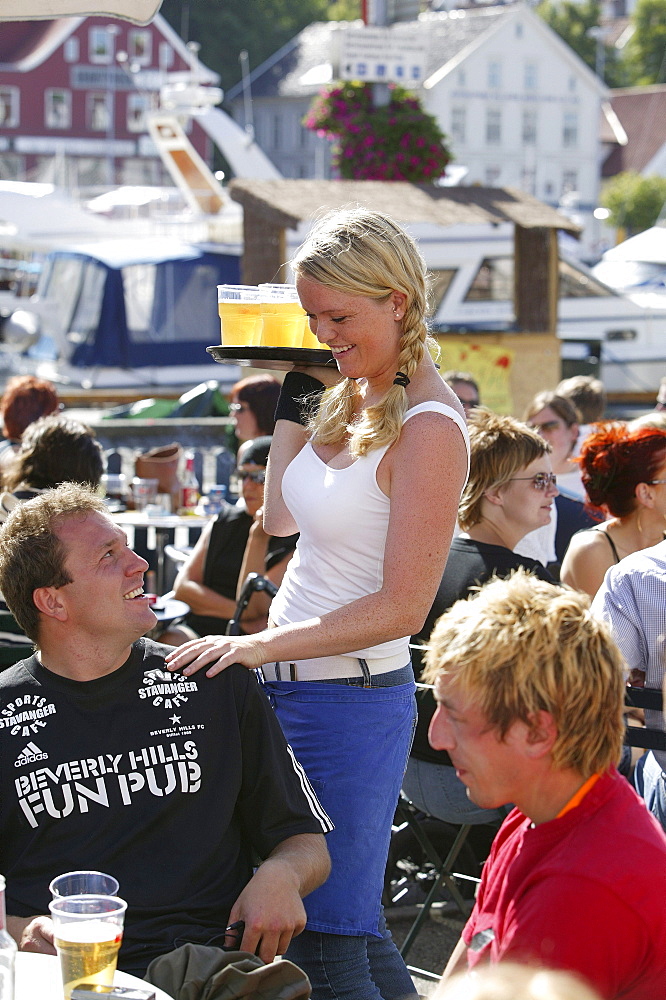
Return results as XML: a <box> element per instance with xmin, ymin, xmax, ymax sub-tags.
<box><xmin>633</xmin><ymin>751</ymin><xmax>666</xmax><ymax>831</ymax></box>
<box><xmin>285</xmin><ymin>912</ymin><xmax>418</xmax><ymax>1000</ymax></box>
<box><xmin>403</xmin><ymin>755</ymin><xmax>509</xmax><ymax>826</ymax></box>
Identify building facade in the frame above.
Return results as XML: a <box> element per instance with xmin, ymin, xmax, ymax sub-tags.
<box><xmin>0</xmin><ymin>14</ymin><xmax>217</xmax><ymax>189</ymax></box>
<box><xmin>226</xmin><ymin>4</ymin><xmax>607</xmax><ymax>254</ymax></box>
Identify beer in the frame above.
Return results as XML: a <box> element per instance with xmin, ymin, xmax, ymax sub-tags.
<box><xmin>218</xmin><ymin>284</ymin><xmax>263</xmax><ymax>346</ymax></box>
<box><xmin>259</xmin><ymin>300</ymin><xmax>307</xmax><ymax>347</ymax></box>
<box><xmin>55</xmin><ymin>919</ymin><xmax>122</xmax><ymax>1000</ymax></box>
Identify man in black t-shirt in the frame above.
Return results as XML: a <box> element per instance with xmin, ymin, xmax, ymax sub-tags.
<box><xmin>0</xmin><ymin>484</ymin><xmax>331</xmax><ymax>976</ymax></box>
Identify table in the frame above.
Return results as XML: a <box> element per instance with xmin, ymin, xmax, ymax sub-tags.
<box><xmin>16</xmin><ymin>952</ymin><xmax>175</xmax><ymax>1000</ymax></box>
<box><xmin>112</xmin><ymin>512</ymin><xmax>211</xmax><ymax>595</ymax></box>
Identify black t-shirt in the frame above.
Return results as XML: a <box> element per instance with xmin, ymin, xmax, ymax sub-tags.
<box><xmin>0</xmin><ymin>639</ymin><xmax>329</xmax><ymax>975</ymax></box>
<box><xmin>187</xmin><ymin>503</ymin><xmax>298</xmax><ymax>636</ymax></box>
<box><xmin>411</xmin><ymin>536</ymin><xmax>553</xmax><ymax>766</ymax></box>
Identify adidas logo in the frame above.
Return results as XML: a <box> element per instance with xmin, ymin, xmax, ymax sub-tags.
<box><xmin>14</xmin><ymin>741</ymin><xmax>48</xmax><ymax>768</ymax></box>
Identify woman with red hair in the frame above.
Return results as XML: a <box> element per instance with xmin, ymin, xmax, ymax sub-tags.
<box><xmin>561</xmin><ymin>422</ymin><xmax>666</xmax><ymax>597</ymax></box>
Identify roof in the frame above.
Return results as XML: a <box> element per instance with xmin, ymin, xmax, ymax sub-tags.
<box><xmin>226</xmin><ymin>6</ymin><xmax>517</xmax><ymax>102</ymax></box>
<box><xmin>0</xmin><ymin>1</ymin><xmax>161</xmax><ymax>26</ymax></box>
<box><xmin>228</xmin><ymin>179</ymin><xmax>580</xmax><ymax>233</ymax></box>
<box><xmin>602</xmin><ymin>85</ymin><xmax>666</xmax><ymax>176</ymax></box>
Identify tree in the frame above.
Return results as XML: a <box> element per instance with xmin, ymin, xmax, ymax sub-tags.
<box><xmin>625</xmin><ymin>0</ymin><xmax>666</xmax><ymax>84</ymax></box>
<box><xmin>537</xmin><ymin>0</ymin><xmax>627</xmax><ymax>86</ymax></box>
<box><xmin>601</xmin><ymin>172</ymin><xmax>666</xmax><ymax>236</ymax></box>
<box><xmin>159</xmin><ymin>0</ymin><xmax>330</xmax><ymax>93</ymax></box>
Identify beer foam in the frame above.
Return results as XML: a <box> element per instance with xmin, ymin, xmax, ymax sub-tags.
<box><xmin>56</xmin><ymin>918</ymin><xmax>122</xmax><ymax>944</ymax></box>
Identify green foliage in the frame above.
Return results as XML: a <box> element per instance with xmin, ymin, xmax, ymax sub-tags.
<box><xmin>328</xmin><ymin>0</ymin><xmax>361</xmax><ymax>20</ymax></box>
<box><xmin>625</xmin><ymin>0</ymin><xmax>666</xmax><ymax>84</ymax></box>
<box><xmin>304</xmin><ymin>80</ymin><xmax>451</xmax><ymax>181</ymax></box>
<box><xmin>536</xmin><ymin>0</ymin><xmax>626</xmax><ymax>86</ymax></box>
<box><xmin>600</xmin><ymin>172</ymin><xmax>666</xmax><ymax>235</ymax></box>
<box><xmin>159</xmin><ymin>0</ymin><xmax>330</xmax><ymax>92</ymax></box>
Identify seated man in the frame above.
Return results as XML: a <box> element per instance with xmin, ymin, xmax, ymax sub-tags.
<box><xmin>591</xmin><ymin>538</ymin><xmax>666</xmax><ymax>830</ymax></box>
<box><xmin>0</xmin><ymin>484</ymin><xmax>331</xmax><ymax>977</ymax></box>
<box><xmin>425</xmin><ymin>570</ymin><xmax>666</xmax><ymax>1000</ymax></box>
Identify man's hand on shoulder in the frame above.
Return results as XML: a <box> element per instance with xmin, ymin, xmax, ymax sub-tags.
<box><xmin>227</xmin><ymin>833</ymin><xmax>330</xmax><ymax>964</ymax></box>
<box><xmin>8</xmin><ymin>914</ymin><xmax>56</xmax><ymax>954</ymax></box>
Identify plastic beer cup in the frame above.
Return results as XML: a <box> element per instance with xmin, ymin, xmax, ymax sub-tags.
<box><xmin>50</xmin><ymin>872</ymin><xmax>120</xmax><ymax>899</ymax></box>
<box><xmin>217</xmin><ymin>285</ymin><xmax>263</xmax><ymax>346</ymax></box>
<box><xmin>258</xmin><ymin>284</ymin><xmax>307</xmax><ymax>348</ymax></box>
<box><xmin>50</xmin><ymin>895</ymin><xmax>127</xmax><ymax>1000</ymax></box>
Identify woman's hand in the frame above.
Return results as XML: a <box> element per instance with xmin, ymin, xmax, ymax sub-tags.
<box><xmin>165</xmin><ymin>633</ymin><xmax>268</xmax><ymax>677</ymax></box>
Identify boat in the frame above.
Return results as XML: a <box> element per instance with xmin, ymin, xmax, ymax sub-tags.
<box><xmin>419</xmin><ymin>222</ymin><xmax>666</xmax><ymax>396</ymax></box>
<box><xmin>592</xmin><ymin>225</ymin><xmax>666</xmax><ymax>310</ymax></box>
<box><xmin>3</xmin><ymin>237</ymin><xmax>242</xmax><ymax>394</ymax></box>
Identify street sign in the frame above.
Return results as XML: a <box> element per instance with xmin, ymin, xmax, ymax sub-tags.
<box><xmin>337</xmin><ymin>26</ymin><xmax>427</xmax><ymax>86</ymax></box>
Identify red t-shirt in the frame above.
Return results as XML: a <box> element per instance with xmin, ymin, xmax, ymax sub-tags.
<box><xmin>463</xmin><ymin>768</ymin><xmax>666</xmax><ymax>999</ymax></box>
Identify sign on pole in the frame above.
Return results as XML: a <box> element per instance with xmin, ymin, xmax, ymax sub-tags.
<box><xmin>337</xmin><ymin>26</ymin><xmax>427</xmax><ymax>86</ymax></box>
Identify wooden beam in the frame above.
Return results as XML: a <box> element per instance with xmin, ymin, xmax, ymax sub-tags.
<box><xmin>241</xmin><ymin>209</ymin><xmax>285</xmax><ymax>285</ymax></box>
<box><xmin>514</xmin><ymin>226</ymin><xmax>558</xmax><ymax>334</ymax></box>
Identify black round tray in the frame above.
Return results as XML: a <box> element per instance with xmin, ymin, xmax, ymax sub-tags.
<box><xmin>207</xmin><ymin>345</ymin><xmax>337</xmax><ymax>372</ymax></box>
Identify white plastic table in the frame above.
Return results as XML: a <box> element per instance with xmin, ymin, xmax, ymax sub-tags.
<box><xmin>15</xmin><ymin>952</ymin><xmax>175</xmax><ymax>1000</ymax></box>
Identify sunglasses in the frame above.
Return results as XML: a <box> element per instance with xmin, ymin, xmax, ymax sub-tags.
<box><xmin>509</xmin><ymin>472</ymin><xmax>557</xmax><ymax>491</ymax></box>
<box><xmin>229</xmin><ymin>402</ymin><xmax>250</xmax><ymax>413</ymax></box>
<box><xmin>238</xmin><ymin>470</ymin><xmax>266</xmax><ymax>484</ymax></box>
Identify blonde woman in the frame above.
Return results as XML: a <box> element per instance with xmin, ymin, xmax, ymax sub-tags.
<box><xmin>167</xmin><ymin>209</ymin><xmax>469</xmax><ymax>1000</ymax></box>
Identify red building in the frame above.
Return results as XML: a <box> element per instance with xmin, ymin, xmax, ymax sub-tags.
<box><xmin>0</xmin><ymin>14</ymin><xmax>217</xmax><ymax>188</ymax></box>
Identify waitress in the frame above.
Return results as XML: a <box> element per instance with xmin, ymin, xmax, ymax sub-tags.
<box><xmin>167</xmin><ymin>209</ymin><xmax>469</xmax><ymax>1000</ymax></box>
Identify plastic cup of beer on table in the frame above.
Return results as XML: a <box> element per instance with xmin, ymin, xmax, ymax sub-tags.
<box><xmin>50</xmin><ymin>872</ymin><xmax>119</xmax><ymax>899</ymax></box>
<box><xmin>49</xmin><ymin>894</ymin><xmax>127</xmax><ymax>1000</ymax></box>
<box><xmin>258</xmin><ymin>284</ymin><xmax>308</xmax><ymax>348</ymax></box>
<box><xmin>218</xmin><ymin>284</ymin><xmax>263</xmax><ymax>346</ymax></box>
<box><xmin>131</xmin><ymin>478</ymin><xmax>159</xmax><ymax>512</ymax></box>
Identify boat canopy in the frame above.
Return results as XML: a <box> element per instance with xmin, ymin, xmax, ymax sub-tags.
<box><xmin>35</xmin><ymin>239</ymin><xmax>240</xmax><ymax>370</ymax></box>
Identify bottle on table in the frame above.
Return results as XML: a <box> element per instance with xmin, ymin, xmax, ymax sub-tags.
<box><xmin>0</xmin><ymin>874</ymin><xmax>17</xmax><ymax>1000</ymax></box>
<box><xmin>179</xmin><ymin>452</ymin><xmax>200</xmax><ymax>514</ymax></box>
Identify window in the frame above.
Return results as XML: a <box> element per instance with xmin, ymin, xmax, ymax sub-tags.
<box><xmin>159</xmin><ymin>42</ymin><xmax>174</xmax><ymax>71</ymax></box>
<box><xmin>485</xmin><ymin>165</ymin><xmax>501</xmax><ymax>186</ymax></box>
<box><xmin>487</xmin><ymin>60</ymin><xmax>501</xmax><ymax>89</ymax></box>
<box><xmin>45</xmin><ymin>89</ymin><xmax>71</xmax><ymax>129</ymax></box>
<box><xmin>524</xmin><ymin>62</ymin><xmax>537</xmax><ymax>90</ymax></box>
<box><xmin>89</xmin><ymin>27</ymin><xmax>113</xmax><ymax>63</ymax></box>
<box><xmin>544</xmin><ymin>180</ymin><xmax>554</xmax><ymax>197</ymax></box>
<box><xmin>451</xmin><ymin>107</ymin><xmax>466</xmax><ymax>144</ymax></box>
<box><xmin>559</xmin><ymin>260</ymin><xmax>613</xmax><ymax>299</ymax></box>
<box><xmin>563</xmin><ymin>112</ymin><xmax>578</xmax><ymax>148</ymax></box>
<box><xmin>127</xmin><ymin>93</ymin><xmax>149</xmax><ymax>132</ymax></box>
<box><xmin>465</xmin><ymin>257</ymin><xmax>512</xmax><ymax>301</ymax></box>
<box><xmin>486</xmin><ymin>108</ymin><xmax>501</xmax><ymax>145</ymax></box>
<box><xmin>88</xmin><ymin>93</ymin><xmax>111</xmax><ymax>131</ymax></box>
<box><xmin>568</xmin><ymin>76</ymin><xmax>577</xmax><ymax>92</ymax></box>
<box><xmin>515</xmin><ymin>22</ymin><xmax>523</xmax><ymax>38</ymax></box>
<box><xmin>64</xmin><ymin>36</ymin><xmax>79</xmax><ymax>63</ymax></box>
<box><xmin>128</xmin><ymin>30</ymin><xmax>151</xmax><ymax>65</ymax></box>
<box><xmin>272</xmin><ymin>113</ymin><xmax>282</xmax><ymax>151</ymax></box>
<box><xmin>429</xmin><ymin>269</ymin><xmax>457</xmax><ymax>316</ymax></box>
<box><xmin>457</xmin><ymin>68</ymin><xmax>466</xmax><ymax>86</ymax></box>
<box><xmin>0</xmin><ymin>87</ymin><xmax>19</xmax><ymax>128</ymax></box>
<box><xmin>562</xmin><ymin>169</ymin><xmax>578</xmax><ymax>194</ymax></box>
<box><xmin>521</xmin><ymin>166</ymin><xmax>536</xmax><ymax>194</ymax></box>
<box><xmin>0</xmin><ymin>153</ymin><xmax>24</xmax><ymax>179</ymax></box>
<box><xmin>522</xmin><ymin>109</ymin><xmax>537</xmax><ymax>145</ymax></box>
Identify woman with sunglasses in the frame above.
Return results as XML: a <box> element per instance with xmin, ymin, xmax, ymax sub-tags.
<box><xmin>404</xmin><ymin>408</ymin><xmax>557</xmax><ymax>827</ymax></box>
<box><xmin>560</xmin><ymin>422</ymin><xmax>666</xmax><ymax>598</ymax></box>
<box><xmin>173</xmin><ymin>436</ymin><xmax>297</xmax><ymax>637</ymax></box>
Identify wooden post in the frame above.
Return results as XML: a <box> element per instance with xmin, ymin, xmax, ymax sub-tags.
<box><xmin>241</xmin><ymin>209</ymin><xmax>286</xmax><ymax>285</ymax></box>
<box><xmin>514</xmin><ymin>225</ymin><xmax>558</xmax><ymax>334</ymax></box>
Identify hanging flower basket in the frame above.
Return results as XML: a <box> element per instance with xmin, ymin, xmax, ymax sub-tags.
<box><xmin>303</xmin><ymin>80</ymin><xmax>451</xmax><ymax>183</ymax></box>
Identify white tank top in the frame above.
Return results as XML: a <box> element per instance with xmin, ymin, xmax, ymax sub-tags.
<box><xmin>269</xmin><ymin>402</ymin><xmax>469</xmax><ymax>659</ymax></box>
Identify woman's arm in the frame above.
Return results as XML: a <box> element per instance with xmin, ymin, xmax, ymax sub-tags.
<box><xmin>560</xmin><ymin>530</ymin><xmax>614</xmax><ymax>599</ymax></box>
<box><xmin>166</xmin><ymin>413</ymin><xmax>468</xmax><ymax>676</ymax></box>
<box><xmin>236</xmin><ymin>510</ymin><xmax>295</xmax><ymax>630</ymax></box>
<box><xmin>172</xmin><ymin>520</ymin><xmax>238</xmax><ymax>621</ymax></box>
<box><xmin>263</xmin><ymin>420</ymin><xmax>307</xmax><ymax>537</ymax></box>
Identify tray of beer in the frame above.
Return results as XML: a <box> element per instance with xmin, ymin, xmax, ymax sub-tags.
<box><xmin>207</xmin><ymin>345</ymin><xmax>337</xmax><ymax>372</ymax></box>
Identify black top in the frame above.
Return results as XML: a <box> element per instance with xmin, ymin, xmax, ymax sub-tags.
<box><xmin>187</xmin><ymin>502</ymin><xmax>298</xmax><ymax>636</ymax></box>
<box><xmin>0</xmin><ymin>639</ymin><xmax>329</xmax><ymax>975</ymax></box>
<box><xmin>411</xmin><ymin>536</ymin><xmax>553</xmax><ymax>766</ymax></box>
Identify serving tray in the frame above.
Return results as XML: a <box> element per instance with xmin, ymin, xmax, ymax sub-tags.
<box><xmin>207</xmin><ymin>345</ymin><xmax>337</xmax><ymax>372</ymax></box>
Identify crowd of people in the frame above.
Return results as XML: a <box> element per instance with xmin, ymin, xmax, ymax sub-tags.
<box><xmin>0</xmin><ymin>216</ymin><xmax>665</xmax><ymax>1000</ymax></box>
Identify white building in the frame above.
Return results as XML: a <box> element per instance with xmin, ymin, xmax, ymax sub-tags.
<box><xmin>226</xmin><ymin>3</ymin><xmax>607</xmax><ymax>256</ymax></box>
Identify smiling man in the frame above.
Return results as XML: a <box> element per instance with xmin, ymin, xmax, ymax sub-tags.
<box><xmin>425</xmin><ymin>570</ymin><xmax>666</xmax><ymax>1000</ymax></box>
<box><xmin>0</xmin><ymin>483</ymin><xmax>331</xmax><ymax>977</ymax></box>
